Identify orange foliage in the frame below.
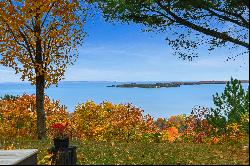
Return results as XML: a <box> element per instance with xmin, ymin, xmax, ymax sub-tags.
<box><xmin>70</xmin><ymin>101</ymin><xmax>159</xmax><ymax>142</ymax></box>
<box><xmin>162</xmin><ymin>126</ymin><xmax>179</xmax><ymax>143</ymax></box>
<box><xmin>0</xmin><ymin>94</ymin><xmax>247</xmax><ymax>144</ymax></box>
<box><xmin>0</xmin><ymin>0</ymin><xmax>86</xmax><ymax>86</ymax></box>
<box><xmin>0</xmin><ymin>94</ymin><xmax>69</xmax><ymax>139</ymax></box>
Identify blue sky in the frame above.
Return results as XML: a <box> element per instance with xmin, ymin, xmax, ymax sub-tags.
<box><xmin>0</xmin><ymin>13</ymin><xmax>249</xmax><ymax>83</ymax></box>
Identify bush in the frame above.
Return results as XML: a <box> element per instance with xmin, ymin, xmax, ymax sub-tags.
<box><xmin>0</xmin><ymin>94</ymin><xmax>70</xmax><ymax>139</ymax></box>
<box><xmin>70</xmin><ymin>101</ymin><xmax>159</xmax><ymax>142</ymax></box>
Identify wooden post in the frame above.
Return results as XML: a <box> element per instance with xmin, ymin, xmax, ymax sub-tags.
<box><xmin>48</xmin><ymin>146</ymin><xmax>77</xmax><ymax>165</ymax></box>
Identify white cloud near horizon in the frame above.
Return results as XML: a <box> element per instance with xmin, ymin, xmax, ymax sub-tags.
<box><xmin>0</xmin><ymin>68</ymin><xmax>23</xmax><ymax>83</ymax></box>
<box><xmin>0</xmin><ymin>43</ymin><xmax>249</xmax><ymax>83</ymax></box>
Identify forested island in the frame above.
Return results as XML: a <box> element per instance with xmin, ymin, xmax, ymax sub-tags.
<box><xmin>107</xmin><ymin>80</ymin><xmax>249</xmax><ymax>88</ymax></box>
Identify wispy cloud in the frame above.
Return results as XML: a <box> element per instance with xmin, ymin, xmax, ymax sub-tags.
<box><xmin>0</xmin><ymin>68</ymin><xmax>22</xmax><ymax>83</ymax></box>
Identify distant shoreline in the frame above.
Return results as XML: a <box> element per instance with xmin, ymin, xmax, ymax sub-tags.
<box><xmin>107</xmin><ymin>80</ymin><xmax>249</xmax><ymax>88</ymax></box>
<box><xmin>172</xmin><ymin>80</ymin><xmax>249</xmax><ymax>85</ymax></box>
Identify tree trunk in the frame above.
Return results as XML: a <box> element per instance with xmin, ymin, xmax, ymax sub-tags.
<box><xmin>36</xmin><ymin>74</ymin><xmax>46</xmax><ymax>139</ymax></box>
<box><xmin>35</xmin><ymin>13</ymin><xmax>46</xmax><ymax>139</ymax></box>
<box><xmin>35</xmin><ymin>39</ymin><xmax>46</xmax><ymax>139</ymax></box>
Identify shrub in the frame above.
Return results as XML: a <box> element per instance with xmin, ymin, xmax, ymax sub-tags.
<box><xmin>0</xmin><ymin>94</ymin><xmax>69</xmax><ymax>139</ymax></box>
<box><xmin>70</xmin><ymin>101</ymin><xmax>159</xmax><ymax>142</ymax></box>
<box><xmin>161</xmin><ymin>126</ymin><xmax>180</xmax><ymax>143</ymax></box>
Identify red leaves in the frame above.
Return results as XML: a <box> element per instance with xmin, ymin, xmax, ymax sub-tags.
<box><xmin>51</xmin><ymin>122</ymin><xmax>66</xmax><ymax>131</ymax></box>
<box><xmin>51</xmin><ymin>122</ymin><xmax>69</xmax><ymax>139</ymax></box>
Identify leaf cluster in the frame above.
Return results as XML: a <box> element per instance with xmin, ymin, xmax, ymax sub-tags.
<box><xmin>0</xmin><ymin>0</ymin><xmax>88</xmax><ymax>87</ymax></box>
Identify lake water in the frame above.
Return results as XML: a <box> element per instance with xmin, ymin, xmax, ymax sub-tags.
<box><xmin>0</xmin><ymin>81</ymin><xmax>248</xmax><ymax>119</ymax></box>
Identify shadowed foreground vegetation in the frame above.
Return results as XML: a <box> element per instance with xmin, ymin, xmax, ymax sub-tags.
<box><xmin>0</xmin><ymin>138</ymin><xmax>248</xmax><ymax>165</ymax></box>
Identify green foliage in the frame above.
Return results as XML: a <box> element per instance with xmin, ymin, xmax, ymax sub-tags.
<box><xmin>206</xmin><ymin>78</ymin><xmax>249</xmax><ymax>134</ymax></box>
<box><xmin>141</xmin><ymin>132</ymin><xmax>161</xmax><ymax>143</ymax></box>
<box><xmin>0</xmin><ymin>94</ymin><xmax>19</xmax><ymax>100</ymax></box>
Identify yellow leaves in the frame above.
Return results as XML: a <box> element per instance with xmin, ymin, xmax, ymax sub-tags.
<box><xmin>0</xmin><ymin>94</ymin><xmax>69</xmax><ymax>139</ymax></box>
<box><xmin>38</xmin><ymin>153</ymin><xmax>53</xmax><ymax>165</ymax></box>
<box><xmin>0</xmin><ymin>0</ymin><xmax>86</xmax><ymax>88</ymax></box>
<box><xmin>71</xmin><ymin>101</ymin><xmax>159</xmax><ymax>142</ymax></box>
<box><xmin>161</xmin><ymin>126</ymin><xmax>179</xmax><ymax>143</ymax></box>
<box><xmin>225</xmin><ymin>123</ymin><xmax>246</xmax><ymax>142</ymax></box>
<box><xmin>2</xmin><ymin>95</ymin><xmax>246</xmax><ymax>145</ymax></box>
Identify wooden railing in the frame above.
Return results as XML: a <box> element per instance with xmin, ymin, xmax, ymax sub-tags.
<box><xmin>0</xmin><ymin>149</ymin><xmax>38</xmax><ymax>165</ymax></box>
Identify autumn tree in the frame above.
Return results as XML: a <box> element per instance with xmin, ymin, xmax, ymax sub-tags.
<box><xmin>0</xmin><ymin>0</ymin><xmax>87</xmax><ymax>139</ymax></box>
<box><xmin>90</xmin><ymin>0</ymin><xmax>249</xmax><ymax>60</ymax></box>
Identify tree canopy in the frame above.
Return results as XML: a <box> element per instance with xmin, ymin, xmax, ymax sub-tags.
<box><xmin>0</xmin><ymin>0</ymin><xmax>87</xmax><ymax>87</ymax></box>
<box><xmin>91</xmin><ymin>0</ymin><xmax>249</xmax><ymax>60</ymax></box>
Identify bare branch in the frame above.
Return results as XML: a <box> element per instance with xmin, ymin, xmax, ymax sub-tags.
<box><xmin>41</xmin><ymin>2</ymin><xmax>55</xmax><ymax>28</ymax></box>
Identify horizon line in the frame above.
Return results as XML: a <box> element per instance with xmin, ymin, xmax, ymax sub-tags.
<box><xmin>0</xmin><ymin>79</ymin><xmax>249</xmax><ymax>84</ymax></box>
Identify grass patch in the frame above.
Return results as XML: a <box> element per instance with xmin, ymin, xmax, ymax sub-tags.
<box><xmin>0</xmin><ymin>138</ymin><xmax>248</xmax><ymax>165</ymax></box>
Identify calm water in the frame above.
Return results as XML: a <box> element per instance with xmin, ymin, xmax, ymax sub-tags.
<box><xmin>0</xmin><ymin>81</ymin><xmax>248</xmax><ymax>119</ymax></box>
